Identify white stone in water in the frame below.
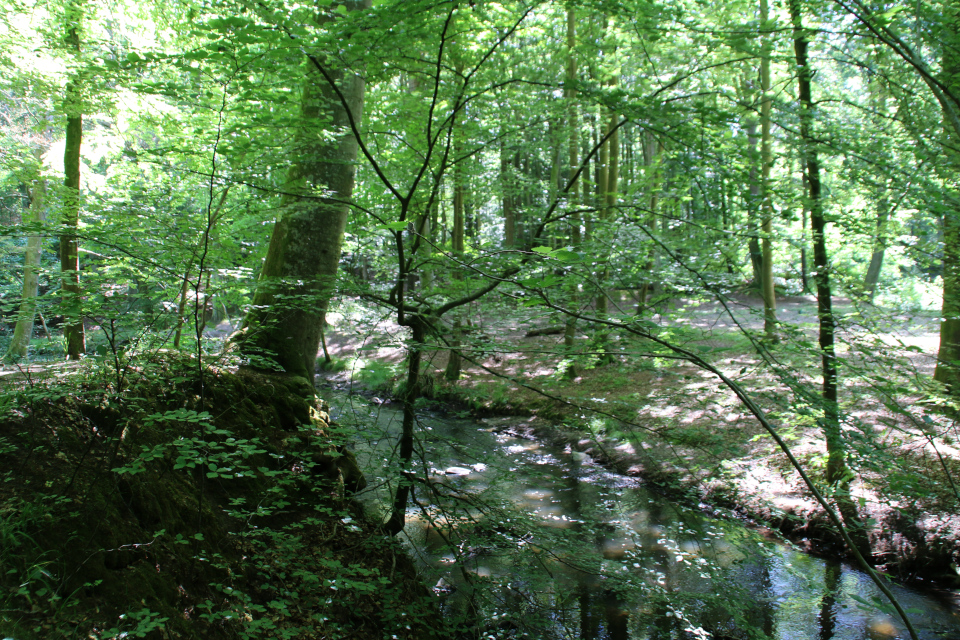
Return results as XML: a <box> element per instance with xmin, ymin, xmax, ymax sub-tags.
<box><xmin>445</xmin><ymin>466</ymin><xmax>472</xmax><ymax>476</ymax></box>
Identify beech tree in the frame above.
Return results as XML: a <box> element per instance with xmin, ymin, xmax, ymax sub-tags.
<box><xmin>238</xmin><ymin>0</ymin><xmax>371</xmax><ymax>381</ymax></box>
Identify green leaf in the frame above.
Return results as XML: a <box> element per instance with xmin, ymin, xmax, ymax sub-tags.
<box><xmin>552</xmin><ymin>249</ymin><xmax>582</xmax><ymax>263</ymax></box>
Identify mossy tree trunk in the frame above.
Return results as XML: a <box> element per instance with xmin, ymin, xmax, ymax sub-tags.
<box><xmin>239</xmin><ymin>0</ymin><xmax>369</xmax><ymax>381</ymax></box>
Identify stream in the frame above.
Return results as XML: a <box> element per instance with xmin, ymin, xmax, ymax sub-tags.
<box><xmin>326</xmin><ymin>392</ymin><xmax>960</xmax><ymax>640</ymax></box>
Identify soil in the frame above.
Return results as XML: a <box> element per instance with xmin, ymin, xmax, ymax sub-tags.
<box><xmin>0</xmin><ymin>355</ymin><xmax>451</xmax><ymax>640</ymax></box>
<box><xmin>319</xmin><ymin>293</ymin><xmax>960</xmax><ymax>589</ymax></box>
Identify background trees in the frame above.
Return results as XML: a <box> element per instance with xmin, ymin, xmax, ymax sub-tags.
<box><xmin>2</xmin><ymin>0</ymin><xmax>959</xmax><ymax>635</ymax></box>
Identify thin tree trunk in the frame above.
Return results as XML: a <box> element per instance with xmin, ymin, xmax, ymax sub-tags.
<box><xmin>863</xmin><ymin>198</ymin><xmax>889</xmax><ymax>301</ymax></box>
<box><xmin>637</xmin><ymin>133</ymin><xmax>661</xmax><ymax>312</ymax></box>
<box><xmin>563</xmin><ymin>6</ymin><xmax>580</xmax><ymax>353</ymax></box>
<box><xmin>595</xmin><ymin>108</ymin><xmax>610</xmax><ymax>318</ymax></box>
<box><xmin>385</xmin><ymin>319</ymin><xmax>425</xmax><ymax>535</ymax></box>
<box><xmin>501</xmin><ymin>140</ymin><xmax>516</xmax><ymax>249</ymax></box>
<box><xmin>5</xmin><ymin>178</ymin><xmax>46</xmax><ymax>361</ymax></box>
<box><xmin>760</xmin><ymin>0</ymin><xmax>778</xmax><ymax>338</ymax></box>
<box><xmin>598</xmin><ymin>110</ymin><xmax>619</xmax><ymax>318</ymax></box>
<box><xmin>445</xmin><ymin>52</ymin><xmax>465</xmax><ymax>381</ymax></box>
<box><xmin>745</xmin><ymin>115</ymin><xmax>764</xmax><ymax>288</ymax></box>
<box><xmin>61</xmin><ymin>0</ymin><xmax>85</xmax><ymax>360</ymax></box>
<box><xmin>172</xmin><ymin>274</ymin><xmax>190</xmax><ymax>349</ymax></box>
<box><xmin>800</xmin><ymin>173</ymin><xmax>811</xmax><ymax>293</ymax></box>
<box><xmin>790</xmin><ymin>0</ymin><xmax>869</xmax><ymax>555</ymax></box>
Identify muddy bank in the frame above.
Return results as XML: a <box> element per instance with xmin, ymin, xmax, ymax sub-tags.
<box><xmin>0</xmin><ymin>356</ymin><xmax>450</xmax><ymax>640</ymax></box>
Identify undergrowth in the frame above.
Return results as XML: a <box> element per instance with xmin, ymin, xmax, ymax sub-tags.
<box><xmin>0</xmin><ymin>354</ymin><xmax>449</xmax><ymax>639</ymax></box>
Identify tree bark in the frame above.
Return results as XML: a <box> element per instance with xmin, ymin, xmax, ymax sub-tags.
<box><xmin>444</xmin><ymin>46</ymin><xmax>466</xmax><ymax>381</ymax></box>
<box><xmin>790</xmin><ymin>0</ymin><xmax>869</xmax><ymax>555</ymax></box>
<box><xmin>863</xmin><ymin>197</ymin><xmax>889</xmax><ymax>301</ymax></box>
<box><xmin>934</xmin><ymin>2</ymin><xmax>960</xmax><ymax>392</ymax></box>
<box><xmin>760</xmin><ymin>0</ymin><xmax>778</xmax><ymax>338</ymax></box>
<box><xmin>6</xmin><ymin>177</ymin><xmax>46</xmax><ymax>361</ymax></box>
<box><xmin>501</xmin><ymin>140</ymin><xmax>516</xmax><ymax>249</ymax></box>
<box><xmin>61</xmin><ymin>0</ymin><xmax>85</xmax><ymax>360</ymax></box>
<box><xmin>239</xmin><ymin>0</ymin><xmax>370</xmax><ymax>382</ymax></box>
<box><xmin>745</xmin><ymin>114</ymin><xmax>764</xmax><ymax>288</ymax></box>
<box><xmin>384</xmin><ymin>318</ymin><xmax>425</xmax><ymax>535</ymax></box>
<box><xmin>563</xmin><ymin>6</ymin><xmax>580</xmax><ymax>353</ymax></box>
<box><xmin>800</xmin><ymin>174</ymin><xmax>811</xmax><ymax>293</ymax></box>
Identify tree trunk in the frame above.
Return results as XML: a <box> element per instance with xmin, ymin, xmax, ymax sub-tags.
<box><xmin>637</xmin><ymin>133</ymin><xmax>661</xmax><ymax>312</ymax></box>
<box><xmin>501</xmin><ymin>140</ymin><xmax>516</xmax><ymax>249</ymax></box>
<box><xmin>5</xmin><ymin>177</ymin><xmax>46</xmax><ymax>361</ymax></box>
<box><xmin>172</xmin><ymin>274</ymin><xmax>190</xmax><ymax>349</ymax></box>
<box><xmin>239</xmin><ymin>0</ymin><xmax>369</xmax><ymax>382</ymax></box>
<box><xmin>444</xmin><ymin>50</ymin><xmax>466</xmax><ymax>381</ymax></box>
<box><xmin>760</xmin><ymin>0</ymin><xmax>778</xmax><ymax>338</ymax></box>
<box><xmin>385</xmin><ymin>318</ymin><xmax>425</xmax><ymax>535</ymax></box>
<box><xmin>745</xmin><ymin>114</ymin><xmax>764</xmax><ymax>288</ymax></box>
<box><xmin>800</xmin><ymin>175</ymin><xmax>811</xmax><ymax>293</ymax></box>
<box><xmin>563</xmin><ymin>6</ymin><xmax>580</xmax><ymax>353</ymax></box>
<box><xmin>61</xmin><ymin>0</ymin><xmax>85</xmax><ymax>360</ymax></box>
<box><xmin>790</xmin><ymin>0</ymin><xmax>869</xmax><ymax>555</ymax></box>
<box><xmin>443</xmin><ymin>176</ymin><xmax>464</xmax><ymax>379</ymax></box>
<box><xmin>863</xmin><ymin>198</ymin><xmax>889</xmax><ymax>301</ymax></box>
<box><xmin>934</xmin><ymin>3</ymin><xmax>960</xmax><ymax>392</ymax></box>
<box><xmin>595</xmin><ymin>108</ymin><xmax>611</xmax><ymax>318</ymax></box>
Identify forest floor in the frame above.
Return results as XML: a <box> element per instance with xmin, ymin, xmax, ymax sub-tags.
<box><xmin>319</xmin><ymin>292</ymin><xmax>960</xmax><ymax>589</ymax></box>
<box><xmin>0</xmin><ymin>358</ymin><xmax>449</xmax><ymax>640</ymax></box>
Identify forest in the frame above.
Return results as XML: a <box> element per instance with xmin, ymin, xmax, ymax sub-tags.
<box><xmin>1</xmin><ymin>0</ymin><xmax>959</xmax><ymax>638</ymax></box>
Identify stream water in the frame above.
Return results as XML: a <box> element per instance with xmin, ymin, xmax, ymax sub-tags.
<box><xmin>326</xmin><ymin>392</ymin><xmax>960</xmax><ymax>640</ymax></box>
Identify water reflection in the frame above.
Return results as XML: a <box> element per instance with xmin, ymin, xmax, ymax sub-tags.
<box><xmin>330</xmin><ymin>397</ymin><xmax>960</xmax><ymax>640</ymax></box>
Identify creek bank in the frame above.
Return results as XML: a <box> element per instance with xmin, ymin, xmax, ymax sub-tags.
<box><xmin>0</xmin><ymin>356</ymin><xmax>451</xmax><ymax>640</ymax></box>
<box><xmin>408</xmin><ymin>378</ymin><xmax>960</xmax><ymax>592</ymax></box>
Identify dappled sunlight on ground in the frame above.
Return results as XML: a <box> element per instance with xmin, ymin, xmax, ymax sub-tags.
<box><xmin>320</xmin><ymin>293</ymin><xmax>960</xmax><ymax>575</ymax></box>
